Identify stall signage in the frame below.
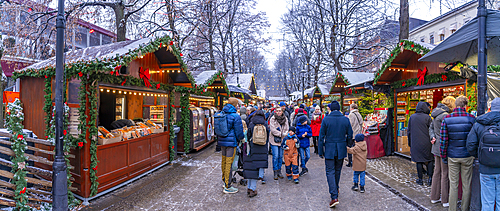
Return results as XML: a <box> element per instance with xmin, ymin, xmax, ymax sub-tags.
<box><xmin>3</xmin><ymin>91</ymin><xmax>19</xmax><ymax>103</ymax></box>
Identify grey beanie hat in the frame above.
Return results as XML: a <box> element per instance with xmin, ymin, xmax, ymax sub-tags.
<box><xmin>491</xmin><ymin>98</ymin><xmax>500</xmax><ymax>112</ymax></box>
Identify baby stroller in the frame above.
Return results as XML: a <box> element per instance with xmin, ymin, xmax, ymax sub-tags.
<box><xmin>231</xmin><ymin>141</ymin><xmax>247</xmax><ymax>186</ymax></box>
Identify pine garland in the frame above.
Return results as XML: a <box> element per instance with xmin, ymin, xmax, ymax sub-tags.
<box><xmin>178</xmin><ymin>89</ymin><xmax>191</xmax><ymax>153</ymax></box>
<box><xmin>6</xmin><ymin>99</ymin><xmax>29</xmax><ymax>210</ymax></box>
<box><xmin>329</xmin><ymin>72</ymin><xmax>351</xmax><ymax>93</ymax></box>
<box><xmin>168</xmin><ymin>93</ymin><xmax>176</xmax><ymax>160</ymax></box>
<box><xmin>391</xmin><ymin>71</ymin><xmax>461</xmax><ymax>89</ymax></box>
<box><xmin>374</xmin><ymin>40</ymin><xmax>432</xmax><ymax>84</ymax></box>
<box><xmin>467</xmin><ymin>82</ymin><xmax>477</xmax><ymax>113</ymax></box>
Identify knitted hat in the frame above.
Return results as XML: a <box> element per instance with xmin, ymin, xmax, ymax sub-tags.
<box><xmin>228</xmin><ymin>97</ymin><xmax>239</xmax><ymax>108</ymax></box>
<box><xmin>313</xmin><ymin>103</ymin><xmax>317</xmax><ymax>107</ymax></box>
<box><xmin>299</xmin><ymin>104</ymin><xmax>305</xmax><ymax>109</ymax></box>
<box><xmin>279</xmin><ymin>102</ymin><xmax>286</xmax><ymax>107</ymax></box>
<box><xmin>329</xmin><ymin>101</ymin><xmax>340</xmax><ymax>111</ymax></box>
<box><xmin>289</xmin><ymin>126</ymin><xmax>296</xmax><ymax>133</ymax></box>
<box><xmin>355</xmin><ymin>134</ymin><xmax>365</xmax><ymax>142</ymax></box>
<box><xmin>491</xmin><ymin>98</ymin><xmax>500</xmax><ymax>112</ymax></box>
<box><xmin>297</xmin><ymin>115</ymin><xmax>308</xmax><ymax>125</ymax></box>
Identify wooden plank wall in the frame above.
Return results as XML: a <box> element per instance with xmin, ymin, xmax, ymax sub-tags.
<box><xmin>128</xmin><ymin>52</ymin><xmax>171</xmax><ymax>84</ymax></box>
<box><xmin>20</xmin><ymin>77</ymin><xmax>46</xmax><ymax>139</ymax></box>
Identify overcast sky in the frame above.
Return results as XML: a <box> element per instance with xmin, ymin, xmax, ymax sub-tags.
<box><xmin>255</xmin><ymin>0</ymin><xmax>472</xmax><ymax>68</ymax></box>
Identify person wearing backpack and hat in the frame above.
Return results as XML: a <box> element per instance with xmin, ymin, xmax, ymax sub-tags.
<box><xmin>296</xmin><ymin>115</ymin><xmax>313</xmax><ymax>176</ymax></box>
<box><xmin>467</xmin><ymin>97</ymin><xmax>500</xmax><ymax>211</ymax></box>
<box><xmin>244</xmin><ymin>110</ymin><xmax>270</xmax><ymax>197</ymax></box>
<box><xmin>217</xmin><ymin>97</ymin><xmax>245</xmax><ymax>194</ymax></box>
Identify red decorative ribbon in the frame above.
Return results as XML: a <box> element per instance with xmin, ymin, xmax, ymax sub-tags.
<box><xmin>121</xmin><ymin>79</ymin><xmax>127</xmax><ymax>86</ymax></box>
<box><xmin>441</xmin><ymin>75</ymin><xmax>447</xmax><ymax>81</ymax></box>
<box><xmin>156</xmin><ymin>83</ymin><xmax>161</xmax><ymax>89</ymax></box>
<box><xmin>139</xmin><ymin>67</ymin><xmax>151</xmax><ymax>87</ymax></box>
<box><xmin>416</xmin><ymin>67</ymin><xmax>427</xmax><ymax>86</ymax></box>
<box><xmin>402</xmin><ymin>81</ymin><xmax>406</xmax><ymax>87</ymax></box>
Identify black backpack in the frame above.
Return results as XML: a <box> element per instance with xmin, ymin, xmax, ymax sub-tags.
<box><xmin>479</xmin><ymin>123</ymin><xmax>500</xmax><ymax>168</ymax></box>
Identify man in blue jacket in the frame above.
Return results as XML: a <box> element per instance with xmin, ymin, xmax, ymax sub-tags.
<box><xmin>217</xmin><ymin>97</ymin><xmax>244</xmax><ymax>194</ymax></box>
<box><xmin>318</xmin><ymin>101</ymin><xmax>353</xmax><ymax>208</ymax></box>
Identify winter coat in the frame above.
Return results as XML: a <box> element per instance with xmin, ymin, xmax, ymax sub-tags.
<box><xmin>408</xmin><ymin>102</ymin><xmax>433</xmax><ymax>162</ymax></box>
<box><xmin>318</xmin><ymin>111</ymin><xmax>353</xmax><ymax>159</ymax></box>
<box><xmin>282</xmin><ymin>135</ymin><xmax>299</xmax><ymax>164</ymax></box>
<box><xmin>243</xmin><ymin>110</ymin><xmax>270</xmax><ymax>180</ymax></box>
<box><xmin>217</xmin><ymin>104</ymin><xmax>244</xmax><ymax>147</ymax></box>
<box><xmin>269</xmin><ymin>115</ymin><xmax>289</xmax><ymax>146</ymax></box>
<box><xmin>293</xmin><ymin>112</ymin><xmax>311</xmax><ymax>127</ymax></box>
<box><xmin>430</xmin><ymin>103</ymin><xmax>450</xmax><ymax>156</ymax></box>
<box><xmin>348</xmin><ymin>109</ymin><xmax>364</xmax><ymax>137</ymax></box>
<box><xmin>289</xmin><ymin>111</ymin><xmax>297</xmax><ymax>127</ymax></box>
<box><xmin>467</xmin><ymin>111</ymin><xmax>500</xmax><ymax>174</ymax></box>
<box><xmin>441</xmin><ymin>108</ymin><xmax>475</xmax><ymax>159</ymax></box>
<box><xmin>296</xmin><ymin>124</ymin><xmax>312</xmax><ymax>148</ymax></box>
<box><xmin>310</xmin><ymin>113</ymin><xmax>324</xmax><ymax>137</ymax></box>
<box><xmin>346</xmin><ymin>141</ymin><xmax>367</xmax><ymax>171</ymax></box>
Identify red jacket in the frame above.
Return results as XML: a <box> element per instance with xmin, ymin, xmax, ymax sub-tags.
<box><xmin>311</xmin><ymin>113</ymin><xmax>323</xmax><ymax>137</ymax></box>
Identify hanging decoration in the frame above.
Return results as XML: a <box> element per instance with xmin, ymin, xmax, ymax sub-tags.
<box><xmin>467</xmin><ymin>82</ymin><xmax>477</xmax><ymax>113</ymax></box>
<box><xmin>416</xmin><ymin>67</ymin><xmax>428</xmax><ymax>86</ymax></box>
<box><xmin>392</xmin><ymin>71</ymin><xmax>461</xmax><ymax>89</ymax></box>
<box><xmin>139</xmin><ymin>67</ymin><xmax>151</xmax><ymax>88</ymax></box>
<box><xmin>374</xmin><ymin>40</ymin><xmax>432</xmax><ymax>84</ymax></box>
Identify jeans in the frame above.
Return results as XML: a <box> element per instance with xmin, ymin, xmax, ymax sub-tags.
<box><xmin>325</xmin><ymin>158</ymin><xmax>344</xmax><ymax>200</ymax></box>
<box><xmin>259</xmin><ymin>168</ymin><xmax>265</xmax><ymax>178</ymax></box>
<box><xmin>271</xmin><ymin>145</ymin><xmax>283</xmax><ymax>171</ymax></box>
<box><xmin>248</xmin><ymin>179</ymin><xmax>257</xmax><ymax>191</ymax></box>
<box><xmin>354</xmin><ymin>171</ymin><xmax>366</xmax><ymax>186</ymax></box>
<box><xmin>449</xmin><ymin>157</ymin><xmax>474</xmax><ymax>211</ymax></box>
<box><xmin>299</xmin><ymin>147</ymin><xmax>310</xmax><ymax>169</ymax></box>
<box><xmin>221</xmin><ymin>146</ymin><xmax>236</xmax><ymax>188</ymax></box>
<box><xmin>480</xmin><ymin>173</ymin><xmax>500</xmax><ymax>211</ymax></box>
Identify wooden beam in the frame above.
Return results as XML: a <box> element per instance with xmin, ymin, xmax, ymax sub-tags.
<box><xmin>0</xmin><ymin>139</ymin><xmax>75</xmax><ymax>158</ymax></box>
<box><xmin>0</xmin><ymin>146</ymin><xmax>53</xmax><ymax>167</ymax></box>
<box><xmin>390</xmin><ymin>63</ymin><xmax>407</xmax><ymax>68</ymax></box>
<box><xmin>0</xmin><ymin>158</ymin><xmax>53</xmax><ymax>178</ymax></box>
<box><xmin>0</xmin><ymin>180</ymin><xmax>52</xmax><ymax>196</ymax></box>
<box><xmin>0</xmin><ymin>169</ymin><xmax>52</xmax><ymax>187</ymax></box>
<box><xmin>160</xmin><ymin>63</ymin><xmax>181</xmax><ymax>68</ymax></box>
<box><xmin>0</xmin><ymin>132</ymin><xmax>54</xmax><ymax>146</ymax></box>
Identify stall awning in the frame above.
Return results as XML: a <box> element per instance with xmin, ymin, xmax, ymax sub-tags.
<box><xmin>330</xmin><ymin>72</ymin><xmax>374</xmax><ymax>93</ymax></box>
<box><xmin>191</xmin><ymin>70</ymin><xmax>229</xmax><ymax>95</ymax></box>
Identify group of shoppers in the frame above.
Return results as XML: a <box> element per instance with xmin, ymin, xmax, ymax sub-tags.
<box><xmin>408</xmin><ymin>96</ymin><xmax>500</xmax><ymax>211</ymax></box>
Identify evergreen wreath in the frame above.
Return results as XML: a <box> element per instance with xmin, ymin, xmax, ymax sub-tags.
<box><xmin>168</xmin><ymin>93</ymin><xmax>176</xmax><ymax>160</ymax></box>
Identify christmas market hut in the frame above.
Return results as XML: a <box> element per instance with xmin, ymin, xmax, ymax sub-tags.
<box><xmin>13</xmin><ymin>35</ymin><xmax>197</xmax><ymax>201</ymax></box>
<box><xmin>225</xmin><ymin>73</ymin><xmax>257</xmax><ymax>95</ymax></box>
<box><xmin>329</xmin><ymin>71</ymin><xmax>374</xmax><ymax>111</ymax></box>
<box><xmin>176</xmin><ymin>70</ymin><xmax>230</xmax><ymax>153</ymax></box>
<box><xmin>310</xmin><ymin>83</ymin><xmax>332</xmax><ymax>106</ymax></box>
<box><xmin>373</xmin><ymin>40</ymin><xmax>468</xmax><ymax>158</ymax></box>
<box><xmin>228</xmin><ymin>85</ymin><xmax>252</xmax><ymax>103</ymax></box>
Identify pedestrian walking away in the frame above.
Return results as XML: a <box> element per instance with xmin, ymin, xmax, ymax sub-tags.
<box><xmin>467</xmin><ymin>97</ymin><xmax>500</xmax><ymax>211</ymax></box>
<box><xmin>269</xmin><ymin>107</ymin><xmax>288</xmax><ymax>180</ymax></box>
<box><xmin>347</xmin><ymin>104</ymin><xmax>363</xmax><ymax>167</ymax></box>
<box><xmin>429</xmin><ymin>97</ymin><xmax>455</xmax><ymax>208</ymax></box>
<box><xmin>282</xmin><ymin>126</ymin><xmax>300</xmax><ymax>183</ymax></box>
<box><xmin>310</xmin><ymin>106</ymin><xmax>323</xmax><ymax>154</ymax></box>
<box><xmin>347</xmin><ymin>134</ymin><xmax>367</xmax><ymax>193</ymax></box>
<box><xmin>318</xmin><ymin>101</ymin><xmax>353</xmax><ymax>208</ymax></box>
<box><xmin>440</xmin><ymin>96</ymin><xmax>475</xmax><ymax>211</ymax></box>
<box><xmin>216</xmin><ymin>98</ymin><xmax>245</xmax><ymax>194</ymax></box>
<box><xmin>408</xmin><ymin>101</ymin><xmax>434</xmax><ymax>186</ymax></box>
<box><xmin>243</xmin><ymin>110</ymin><xmax>270</xmax><ymax>197</ymax></box>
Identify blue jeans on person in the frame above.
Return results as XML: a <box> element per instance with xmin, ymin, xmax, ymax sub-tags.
<box><xmin>299</xmin><ymin>147</ymin><xmax>310</xmax><ymax>169</ymax></box>
<box><xmin>325</xmin><ymin>157</ymin><xmax>344</xmax><ymax>200</ymax></box>
<box><xmin>480</xmin><ymin>173</ymin><xmax>500</xmax><ymax>211</ymax></box>
<box><xmin>248</xmin><ymin>168</ymin><xmax>265</xmax><ymax>191</ymax></box>
<box><xmin>271</xmin><ymin>145</ymin><xmax>283</xmax><ymax>171</ymax></box>
<box><xmin>353</xmin><ymin>171</ymin><xmax>366</xmax><ymax>186</ymax></box>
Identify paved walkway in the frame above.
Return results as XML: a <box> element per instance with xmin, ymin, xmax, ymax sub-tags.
<box><xmin>81</xmin><ymin>144</ymin><xmax>428</xmax><ymax>211</ymax></box>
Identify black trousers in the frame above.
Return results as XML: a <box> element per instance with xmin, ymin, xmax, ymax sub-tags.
<box><xmin>347</xmin><ymin>139</ymin><xmax>354</xmax><ymax>165</ymax></box>
<box><xmin>416</xmin><ymin>161</ymin><xmax>434</xmax><ymax>180</ymax></box>
<box><xmin>312</xmin><ymin>136</ymin><xmax>318</xmax><ymax>153</ymax></box>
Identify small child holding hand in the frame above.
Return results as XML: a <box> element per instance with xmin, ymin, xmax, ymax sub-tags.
<box><xmin>282</xmin><ymin>127</ymin><xmax>300</xmax><ymax>183</ymax></box>
<box><xmin>347</xmin><ymin>134</ymin><xmax>368</xmax><ymax>193</ymax></box>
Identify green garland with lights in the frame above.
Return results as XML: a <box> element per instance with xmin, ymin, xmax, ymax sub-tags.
<box><xmin>391</xmin><ymin>71</ymin><xmax>462</xmax><ymax>89</ymax></box>
<box><xmin>374</xmin><ymin>40</ymin><xmax>432</xmax><ymax>84</ymax></box>
<box><xmin>329</xmin><ymin>72</ymin><xmax>351</xmax><ymax>93</ymax></box>
<box><xmin>467</xmin><ymin>82</ymin><xmax>477</xmax><ymax>113</ymax></box>
<box><xmin>168</xmin><ymin>93</ymin><xmax>176</xmax><ymax>160</ymax></box>
<box><xmin>177</xmin><ymin>87</ymin><xmax>191</xmax><ymax>153</ymax></box>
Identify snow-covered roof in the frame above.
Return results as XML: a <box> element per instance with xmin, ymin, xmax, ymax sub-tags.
<box><xmin>225</xmin><ymin>73</ymin><xmax>254</xmax><ymax>90</ymax></box>
<box><xmin>338</xmin><ymin>72</ymin><xmax>374</xmax><ymax>86</ymax></box>
<box><xmin>192</xmin><ymin>70</ymin><xmax>218</xmax><ymax>85</ymax></box>
<box><xmin>317</xmin><ymin>83</ymin><xmax>331</xmax><ymax>96</ymax></box>
<box><xmin>411</xmin><ymin>40</ymin><xmax>436</xmax><ymax>50</ymax></box>
<box><xmin>268</xmin><ymin>96</ymin><xmax>288</xmax><ymax>101</ymax></box>
<box><xmin>20</xmin><ymin>37</ymin><xmax>155</xmax><ymax>71</ymax></box>
<box><xmin>228</xmin><ymin>85</ymin><xmax>251</xmax><ymax>94</ymax></box>
<box><xmin>305</xmin><ymin>87</ymin><xmax>316</xmax><ymax>97</ymax></box>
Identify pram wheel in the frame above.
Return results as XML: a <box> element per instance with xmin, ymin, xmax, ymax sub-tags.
<box><xmin>239</xmin><ymin>179</ymin><xmax>247</xmax><ymax>186</ymax></box>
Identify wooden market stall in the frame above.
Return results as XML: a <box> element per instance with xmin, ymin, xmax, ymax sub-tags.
<box><xmin>310</xmin><ymin>83</ymin><xmax>332</xmax><ymax>107</ymax></box>
<box><xmin>330</xmin><ymin>71</ymin><xmax>374</xmax><ymax>112</ymax></box>
<box><xmin>15</xmin><ymin>35</ymin><xmax>195</xmax><ymax>201</ymax></box>
<box><xmin>373</xmin><ymin>40</ymin><xmax>467</xmax><ymax>158</ymax></box>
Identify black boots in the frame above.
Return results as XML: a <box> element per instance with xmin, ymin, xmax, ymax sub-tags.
<box><xmin>274</xmin><ymin>170</ymin><xmax>278</xmax><ymax>180</ymax></box>
<box><xmin>351</xmin><ymin>183</ymin><xmax>359</xmax><ymax>191</ymax></box>
<box><xmin>277</xmin><ymin>170</ymin><xmax>284</xmax><ymax>179</ymax></box>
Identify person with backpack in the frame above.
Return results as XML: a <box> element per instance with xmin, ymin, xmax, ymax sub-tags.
<box><xmin>215</xmin><ymin>97</ymin><xmax>244</xmax><ymax>194</ymax></box>
<box><xmin>296</xmin><ymin>115</ymin><xmax>312</xmax><ymax>176</ymax></box>
<box><xmin>269</xmin><ymin>107</ymin><xmax>288</xmax><ymax>180</ymax></box>
<box><xmin>467</xmin><ymin>97</ymin><xmax>500</xmax><ymax>210</ymax></box>
<box><xmin>440</xmin><ymin>96</ymin><xmax>475</xmax><ymax>211</ymax></box>
<box><xmin>347</xmin><ymin>104</ymin><xmax>363</xmax><ymax>167</ymax></box>
<box><xmin>243</xmin><ymin>110</ymin><xmax>270</xmax><ymax>197</ymax></box>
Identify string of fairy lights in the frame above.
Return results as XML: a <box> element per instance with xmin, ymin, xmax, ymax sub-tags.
<box><xmin>99</xmin><ymin>87</ymin><xmax>168</xmax><ymax>97</ymax></box>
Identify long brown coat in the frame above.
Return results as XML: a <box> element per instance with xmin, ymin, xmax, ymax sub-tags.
<box><xmin>346</xmin><ymin>141</ymin><xmax>367</xmax><ymax>171</ymax></box>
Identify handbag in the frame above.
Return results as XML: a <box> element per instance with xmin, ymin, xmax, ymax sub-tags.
<box><xmin>274</xmin><ymin>135</ymin><xmax>282</xmax><ymax>144</ymax></box>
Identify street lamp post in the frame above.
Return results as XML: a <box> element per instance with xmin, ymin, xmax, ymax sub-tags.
<box><xmin>301</xmin><ymin>70</ymin><xmax>307</xmax><ymax>104</ymax></box>
<box><xmin>52</xmin><ymin>0</ymin><xmax>68</xmax><ymax>208</ymax></box>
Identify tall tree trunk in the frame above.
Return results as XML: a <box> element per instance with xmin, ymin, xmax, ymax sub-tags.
<box><xmin>230</xmin><ymin>32</ymin><xmax>236</xmax><ymax>73</ymax></box>
<box><xmin>167</xmin><ymin>0</ymin><xmax>177</xmax><ymax>42</ymax></box>
<box><xmin>399</xmin><ymin>0</ymin><xmax>409</xmax><ymax>40</ymax></box>
<box><xmin>114</xmin><ymin>3</ymin><xmax>127</xmax><ymax>42</ymax></box>
<box><xmin>208</xmin><ymin>1</ymin><xmax>215</xmax><ymax>70</ymax></box>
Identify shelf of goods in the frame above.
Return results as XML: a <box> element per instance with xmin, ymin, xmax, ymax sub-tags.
<box><xmin>150</xmin><ymin>106</ymin><xmax>165</xmax><ymax>124</ymax></box>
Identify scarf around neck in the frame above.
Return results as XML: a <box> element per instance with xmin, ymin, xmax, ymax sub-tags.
<box><xmin>275</xmin><ymin>114</ymin><xmax>287</xmax><ymax>125</ymax></box>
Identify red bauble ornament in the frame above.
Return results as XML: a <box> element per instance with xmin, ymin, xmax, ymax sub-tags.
<box><xmin>78</xmin><ymin>142</ymin><xmax>84</xmax><ymax>147</ymax></box>
<box><xmin>63</xmin><ymin>130</ymin><xmax>67</xmax><ymax>135</ymax></box>
<box><xmin>400</xmin><ymin>41</ymin><xmax>403</xmax><ymax>46</ymax></box>
<box><xmin>411</xmin><ymin>44</ymin><xmax>414</xmax><ymax>48</ymax></box>
<box><xmin>20</xmin><ymin>187</ymin><xmax>26</xmax><ymax>194</ymax></box>
<box><xmin>171</xmin><ymin>105</ymin><xmax>174</xmax><ymax>107</ymax></box>
<box><xmin>180</xmin><ymin>53</ymin><xmax>183</xmax><ymax>57</ymax></box>
<box><xmin>7</xmin><ymin>112</ymin><xmax>10</xmax><ymax>115</ymax></box>
<box><xmin>17</xmin><ymin>134</ymin><xmax>23</xmax><ymax>140</ymax></box>
<box><xmin>391</xmin><ymin>54</ymin><xmax>393</xmax><ymax>57</ymax></box>
<box><xmin>169</xmin><ymin>41</ymin><xmax>174</xmax><ymax>45</ymax></box>
<box><xmin>156</xmin><ymin>84</ymin><xmax>161</xmax><ymax>89</ymax></box>
<box><xmin>441</xmin><ymin>75</ymin><xmax>447</xmax><ymax>81</ymax></box>
<box><xmin>93</xmin><ymin>166</ymin><xmax>97</xmax><ymax>171</ymax></box>
<box><xmin>78</xmin><ymin>72</ymin><xmax>83</xmax><ymax>77</ymax></box>
<box><xmin>45</xmin><ymin>136</ymin><xmax>48</xmax><ymax>139</ymax></box>
<box><xmin>172</xmin><ymin>145</ymin><xmax>174</xmax><ymax>149</ymax></box>
<box><xmin>45</xmin><ymin>75</ymin><xmax>48</xmax><ymax>79</ymax></box>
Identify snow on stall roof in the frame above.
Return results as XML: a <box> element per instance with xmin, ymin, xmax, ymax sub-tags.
<box><xmin>305</xmin><ymin>87</ymin><xmax>316</xmax><ymax>97</ymax></box>
<box><xmin>225</xmin><ymin>73</ymin><xmax>254</xmax><ymax>89</ymax></box>
<box><xmin>339</xmin><ymin>72</ymin><xmax>374</xmax><ymax>86</ymax></box>
<box><xmin>192</xmin><ymin>70</ymin><xmax>218</xmax><ymax>85</ymax></box>
<box><xmin>228</xmin><ymin>85</ymin><xmax>251</xmax><ymax>94</ymax></box>
<box><xmin>317</xmin><ymin>83</ymin><xmax>331</xmax><ymax>95</ymax></box>
<box><xmin>410</xmin><ymin>40</ymin><xmax>436</xmax><ymax>50</ymax></box>
<box><xmin>19</xmin><ymin>37</ymin><xmax>155</xmax><ymax>72</ymax></box>
<box><xmin>268</xmin><ymin>96</ymin><xmax>288</xmax><ymax>101</ymax></box>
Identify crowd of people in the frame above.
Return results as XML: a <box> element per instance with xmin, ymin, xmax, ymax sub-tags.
<box><xmin>216</xmin><ymin>96</ymin><xmax>500</xmax><ymax>210</ymax></box>
<box><xmin>215</xmin><ymin>98</ymin><xmax>365</xmax><ymax>207</ymax></box>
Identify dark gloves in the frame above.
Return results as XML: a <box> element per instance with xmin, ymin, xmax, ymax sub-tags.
<box><xmin>442</xmin><ymin>158</ymin><xmax>448</xmax><ymax>165</ymax></box>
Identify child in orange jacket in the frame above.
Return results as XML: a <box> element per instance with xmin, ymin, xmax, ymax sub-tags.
<box><xmin>282</xmin><ymin>126</ymin><xmax>300</xmax><ymax>183</ymax></box>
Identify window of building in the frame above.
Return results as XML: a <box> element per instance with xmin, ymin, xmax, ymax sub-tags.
<box><xmin>75</xmin><ymin>26</ymin><xmax>87</xmax><ymax>49</ymax></box>
<box><xmin>440</xmin><ymin>34</ymin><xmax>445</xmax><ymax>41</ymax></box>
<box><xmin>89</xmin><ymin>31</ymin><xmax>100</xmax><ymax>47</ymax></box>
<box><xmin>429</xmin><ymin>34</ymin><xmax>434</xmax><ymax>44</ymax></box>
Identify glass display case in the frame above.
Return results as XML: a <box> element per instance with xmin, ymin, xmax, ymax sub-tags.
<box><xmin>115</xmin><ymin>95</ymin><xmax>126</xmax><ymax>120</ymax></box>
<box><xmin>150</xmin><ymin>106</ymin><xmax>164</xmax><ymax>124</ymax></box>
